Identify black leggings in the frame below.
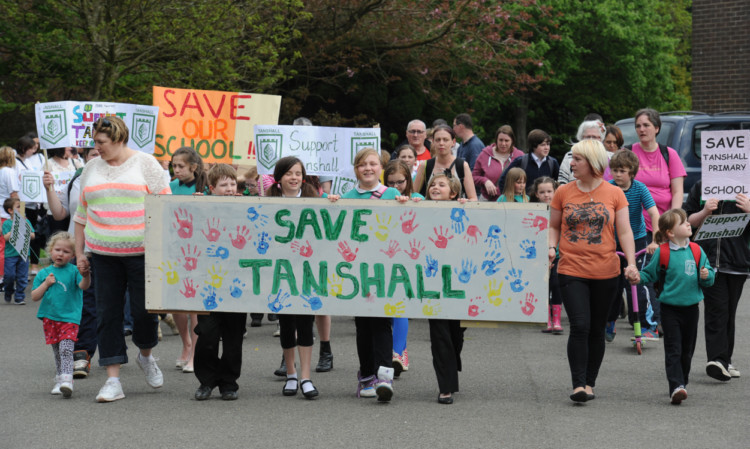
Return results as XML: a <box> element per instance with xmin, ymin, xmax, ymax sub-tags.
<box><xmin>355</xmin><ymin>317</ymin><xmax>393</xmax><ymax>377</ymax></box>
<box><xmin>559</xmin><ymin>274</ymin><xmax>619</xmax><ymax>389</ymax></box>
<box><xmin>278</xmin><ymin>314</ymin><xmax>314</xmax><ymax>349</ymax></box>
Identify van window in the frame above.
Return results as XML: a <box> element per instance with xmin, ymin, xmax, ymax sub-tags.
<box><xmin>620</xmin><ymin>122</ymin><xmax>675</xmax><ymax>147</ymax></box>
<box><xmin>692</xmin><ymin>122</ymin><xmax>750</xmax><ymax>158</ymax></box>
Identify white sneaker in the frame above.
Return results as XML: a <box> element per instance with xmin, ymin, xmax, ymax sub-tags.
<box><xmin>728</xmin><ymin>364</ymin><xmax>741</xmax><ymax>378</ymax></box>
<box><xmin>273</xmin><ymin>323</ymin><xmax>281</xmax><ymax>337</ymax></box>
<box><xmin>96</xmin><ymin>379</ymin><xmax>125</xmax><ymax>402</ymax></box>
<box><xmin>375</xmin><ymin>366</ymin><xmax>394</xmax><ymax>402</ymax></box>
<box><xmin>706</xmin><ymin>361</ymin><xmax>731</xmax><ymax>381</ymax></box>
<box><xmin>59</xmin><ymin>375</ymin><xmax>73</xmax><ymax>398</ymax></box>
<box><xmin>136</xmin><ymin>354</ymin><xmax>164</xmax><ymax>388</ymax></box>
<box><xmin>51</xmin><ymin>376</ymin><xmax>62</xmax><ymax>395</ymax></box>
<box><xmin>670</xmin><ymin>386</ymin><xmax>687</xmax><ymax>405</ymax></box>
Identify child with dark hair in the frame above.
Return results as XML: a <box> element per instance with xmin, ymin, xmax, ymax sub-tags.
<box><xmin>3</xmin><ymin>198</ymin><xmax>35</xmax><ymax>304</ymax></box>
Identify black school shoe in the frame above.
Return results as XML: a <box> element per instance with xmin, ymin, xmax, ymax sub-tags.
<box><xmin>195</xmin><ymin>385</ymin><xmax>213</xmax><ymax>401</ymax></box>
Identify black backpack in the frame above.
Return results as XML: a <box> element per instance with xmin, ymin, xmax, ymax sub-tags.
<box><xmin>419</xmin><ymin>158</ymin><xmax>466</xmax><ymax>197</ymax></box>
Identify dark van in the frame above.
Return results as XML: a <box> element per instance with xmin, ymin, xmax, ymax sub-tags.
<box><xmin>615</xmin><ymin>112</ymin><xmax>750</xmax><ymax>195</ymax></box>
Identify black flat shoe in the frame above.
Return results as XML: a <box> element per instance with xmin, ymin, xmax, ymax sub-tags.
<box><xmin>221</xmin><ymin>390</ymin><xmax>238</xmax><ymax>401</ymax></box>
<box><xmin>570</xmin><ymin>390</ymin><xmax>588</xmax><ymax>403</ymax></box>
<box><xmin>301</xmin><ymin>379</ymin><xmax>319</xmax><ymax>399</ymax></box>
<box><xmin>316</xmin><ymin>351</ymin><xmax>333</xmax><ymax>373</ymax></box>
<box><xmin>283</xmin><ymin>377</ymin><xmax>298</xmax><ymax>396</ymax></box>
<box><xmin>274</xmin><ymin>356</ymin><xmax>287</xmax><ymax>377</ymax></box>
<box><xmin>586</xmin><ymin>393</ymin><xmax>595</xmax><ymax>401</ymax></box>
<box><xmin>438</xmin><ymin>394</ymin><xmax>453</xmax><ymax>405</ymax></box>
<box><xmin>195</xmin><ymin>385</ymin><xmax>213</xmax><ymax>401</ymax></box>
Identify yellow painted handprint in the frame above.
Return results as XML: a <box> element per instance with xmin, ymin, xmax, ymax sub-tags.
<box><xmin>485</xmin><ymin>279</ymin><xmax>510</xmax><ymax>306</ymax></box>
<box><xmin>422</xmin><ymin>300</ymin><xmax>442</xmax><ymax>317</ymax></box>
<box><xmin>328</xmin><ymin>274</ymin><xmax>343</xmax><ymax>297</ymax></box>
<box><xmin>158</xmin><ymin>261</ymin><xmax>180</xmax><ymax>285</ymax></box>
<box><xmin>207</xmin><ymin>264</ymin><xmax>227</xmax><ymax>288</ymax></box>
<box><xmin>369</xmin><ymin>213</ymin><xmax>395</xmax><ymax>242</ymax></box>
<box><xmin>384</xmin><ymin>301</ymin><xmax>406</xmax><ymax>317</ymax></box>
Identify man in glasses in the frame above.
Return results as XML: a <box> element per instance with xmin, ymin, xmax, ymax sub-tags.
<box><xmin>406</xmin><ymin>120</ymin><xmax>432</xmax><ymax>162</ymax></box>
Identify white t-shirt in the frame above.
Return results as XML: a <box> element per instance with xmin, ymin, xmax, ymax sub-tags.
<box><xmin>0</xmin><ymin>166</ymin><xmax>20</xmax><ymax>219</ymax></box>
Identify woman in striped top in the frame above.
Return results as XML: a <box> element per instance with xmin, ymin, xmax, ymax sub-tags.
<box><xmin>74</xmin><ymin>116</ymin><xmax>171</xmax><ymax>403</ymax></box>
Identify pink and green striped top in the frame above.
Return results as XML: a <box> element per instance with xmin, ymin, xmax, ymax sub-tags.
<box><xmin>74</xmin><ymin>151</ymin><xmax>170</xmax><ymax>256</ymax></box>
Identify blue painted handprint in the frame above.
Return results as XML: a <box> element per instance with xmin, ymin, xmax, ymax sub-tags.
<box><xmin>505</xmin><ymin>268</ymin><xmax>529</xmax><ymax>293</ymax></box>
<box><xmin>454</xmin><ymin>258</ymin><xmax>477</xmax><ymax>284</ymax></box>
<box><xmin>520</xmin><ymin>239</ymin><xmax>536</xmax><ymax>259</ymax></box>
<box><xmin>254</xmin><ymin>231</ymin><xmax>270</xmax><ymax>255</ymax></box>
<box><xmin>425</xmin><ymin>254</ymin><xmax>439</xmax><ymax>278</ymax></box>
<box><xmin>484</xmin><ymin>225</ymin><xmax>505</xmax><ymax>250</ymax></box>
<box><xmin>268</xmin><ymin>290</ymin><xmax>291</xmax><ymax>313</ymax></box>
<box><xmin>201</xmin><ymin>285</ymin><xmax>223</xmax><ymax>310</ymax></box>
<box><xmin>206</xmin><ymin>245</ymin><xmax>230</xmax><ymax>260</ymax></box>
<box><xmin>229</xmin><ymin>278</ymin><xmax>245</xmax><ymax>298</ymax></box>
<box><xmin>449</xmin><ymin>208</ymin><xmax>469</xmax><ymax>234</ymax></box>
<box><xmin>481</xmin><ymin>250</ymin><xmax>505</xmax><ymax>276</ymax></box>
<box><xmin>301</xmin><ymin>294</ymin><xmax>323</xmax><ymax>311</ymax></box>
<box><xmin>247</xmin><ymin>206</ymin><xmax>269</xmax><ymax>228</ymax></box>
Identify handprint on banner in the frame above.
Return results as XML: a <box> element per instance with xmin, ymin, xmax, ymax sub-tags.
<box><xmin>520</xmin><ymin>239</ymin><xmax>536</xmax><ymax>259</ymax></box>
<box><xmin>229</xmin><ymin>278</ymin><xmax>245</xmax><ymax>298</ymax></box>
<box><xmin>481</xmin><ymin>250</ymin><xmax>505</xmax><ymax>276</ymax></box>
<box><xmin>370</xmin><ymin>213</ymin><xmax>395</xmax><ymax>241</ymax></box>
<box><xmin>179</xmin><ymin>279</ymin><xmax>197</xmax><ymax>298</ymax></box>
<box><xmin>467</xmin><ymin>296</ymin><xmax>486</xmax><ymax>317</ymax></box>
<box><xmin>399</xmin><ymin>210</ymin><xmax>420</xmax><ymax>234</ymax></box>
<box><xmin>291</xmin><ymin>240</ymin><xmax>314</xmax><ymax>258</ymax></box>
<box><xmin>201</xmin><ymin>218</ymin><xmax>224</xmax><ymax>242</ymax></box>
<box><xmin>384</xmin><ymin>301</ymin><xmax>406</xmax><ymax>317</ymax></box>
<box><xmin>425</xmin><ymin>255</ymin><xmax>439</xmax><ymax>278</ymax></box>
<box><xmin>337</xmin><ymin>241</ymin><xmax>358</xmax><ymax>262</ymax></box>
<box><xmin>229</xmin><ymin>225</ymin><xmax>252</xmax><ymax>249</ymax></box>
<box><xmin>172</xmin><ymin>208</ymin><xmax>194</xmax><ymax>239</ymax></box>
<box><xmin>454</xmin><ymin>258</ymin><xmax>477</xmax><ymax>284</ymax></box>
<box><xmin>206</xmin><ymin>245</ymin><xmax>230</xmax><ymax>260</ymax></box>
<box><xmin>328</xmin><ymin>274</ymin><xmax>344</xmax><ymax>297</ymax></box>
<box><xmin>485</xmin><ymin>279</ymin><xmax>509</xmax><ymax>306</ymax></box>
<box><xmin>463</xmin><ymin>225</ymin><xmax>482</xmax><ymax>245</ymax></box>
<box><xmin>301</xmin><ymin>294</ymin><xmax>323</xmax><ymax>311</ymax></box>
<box><xmin>422</xmin><ymin>300</ymin><xmax>442</xmax><ymax>317</ymax></box>
<box><xmin>484</xmin><ymin>225</ymin><xmax>506</xmax><ymax>250</ymax></box>
<box><xmin>246</xmin><ymin>206</ymin><xmax>269</xmax><ymax>228</ymax></box>
<box><xmin>403</xmin><ymin>239</ymin><xmax>425</xmax><ymax>260</ymax></box>
<box><xmin>207</xmin><ymin>264</ymin><xmax>227</xmax><ymax>289</ymax></box>
<box><xmin>380</xmin><ymin>240</ymin><xmax>401</xmax><ymax>258</ymax></box>
<box><xmin>505</xmin><ymin>268</ymin><xmax>529</xmax><ymax>293</ymax></box>
<box><xmin>201</xmin><ymin>285</ymin><xmax>223</xmax><ymax>311</ymax></box>
<box><xmin>180</xmin><ymin>244</ymin><xmax>201</xmax><ymax>271</ymax></box>
<box><xmin>450</xmin><ymin>208</ymin><xmax>469</xmax><ymax>234</ymax></box>
<box><xmin>522</xmin><ymin>213</ymin><xmax>548</xmax><ymax>235</ymax></box>
<box><xmin>520</xmin><ymin>292</ymin><xmax>538</xmax><ymax>316</ymax></box>
<box><xmin>254</xmin><ymin>231</ymin><xmax>270</xmax><ymax>255</ymax></box>
<box><xmin>429</xmin><ymin>226</ymin><xmax>453</xmax><ymax>249</ymax></box>
<box><xmin>158</xmin><ymin>261</ymin><xmax>179</xmax><ymax>285</ymax></box>
<box><xmin>268</xmin><ymin>290</ymin><xmax>291</xmax><ymax>313</ymax></box>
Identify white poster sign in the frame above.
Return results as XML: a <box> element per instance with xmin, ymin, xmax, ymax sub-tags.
<box><xmin>35</xmin><ymin>101</ymin><xmax>159</xmax><ymax>152</ymax></box>
<box><xmin>19</xmin><ymin>171</ymin><xmax>47</xmax><ymax>203</ymax></box>
<box><xmin>701</xmin><ymin>130</ymin><xmax>750</xmax><ymax>200</ymax></box>
<box><xmin>693</xmin><ymin>213</ymin><xmax>750</xmax><ymax>241</ymax></box>
<box><xmin>145</xmin><ymin>196</ymin><xmax>549</xmax><ymax>323</ymax></box>
<box><xmin>9</xmin><ymin>211</ymin><xmax>33</xmax><ymax>262</ymax></box>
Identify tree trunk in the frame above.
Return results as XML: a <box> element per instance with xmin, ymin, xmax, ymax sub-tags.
<box><xmin>513</xmin><ymin>97</ymin><xmax>529</xmax><ymax>152</ymax></box>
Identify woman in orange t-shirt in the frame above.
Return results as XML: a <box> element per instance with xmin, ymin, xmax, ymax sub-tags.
<box><xmin>548</xmin><ymin>139</ymin><xmax>638</xmax><ymax>403</ymax></box>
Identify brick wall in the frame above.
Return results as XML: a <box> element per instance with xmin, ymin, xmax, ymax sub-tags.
<box><xmin>692</xmin><ymin>0</ymin><xmax>750</xmax><ymax>113</ymax></box>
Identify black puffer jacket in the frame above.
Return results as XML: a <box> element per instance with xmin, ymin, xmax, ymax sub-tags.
<box><xmin>684</xmin><ymin>181</ymin><xmax>750</xmax><ymax>273</ymax></box>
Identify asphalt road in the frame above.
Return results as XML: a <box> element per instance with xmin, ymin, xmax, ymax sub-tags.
<box><xmin>1</xmin><ymin>287</ymin><xmax>748</xmax><ymax>449</ymax></box>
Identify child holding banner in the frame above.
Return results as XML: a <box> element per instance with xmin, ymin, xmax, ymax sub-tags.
<box><xmin>684</xmin><ymin>181</ymin><xmax>750</xmax><ymax>382</ymax></box>
<box><xmin>3</xmin><ymin>198</ymin><xmax>35</xmax><ymax>304</ymax></box>
<box><xmin>0</xmin><ymin>146</ymin><xmax>20</xmax><ymax>285</ymax></box>
<box><xmin>327</xmin><ymin>148</ymin><xmax>412</xmax><ymax>402</ymax></box>
<box><xmin>425</xmin><ymin>173</ymin><xmax>468</xmax><ymax>404</ymax></box>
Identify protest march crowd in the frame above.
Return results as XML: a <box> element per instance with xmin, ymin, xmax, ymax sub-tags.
<box><xmin>3</xmin><ymin>107</ymin><xmax>749</xmax><ymax>406</ymax></box>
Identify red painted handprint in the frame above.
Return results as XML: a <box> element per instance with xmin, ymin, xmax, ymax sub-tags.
<box><xmin>399</xmin><ymin>210</ymin><xmax>420</xmax><ymax>234</ymax></box>
<box><xmin>172</xmin><ymin>208</ymin><xmax>193</xmax><ymax>239</ymax></box>
<box><xmin>180</xmin><ymin>244</ymin><xmax>201</xmax><ymax>271</ymax></box>
<box><xmin>230</xmin><ymin>225</ymin><xmax>252</xmax><ymax>249</ymax></box>
<box><xmin>463</xmin><ymin>225</ymin><xmax>483</xmax><ymax>245</ymax></box>
<box><xmin>291</xmin><ymin>240</ymin><xmax>314</xmax><ymax>258</ymax></box>
<box><xmin>180</xmin><ymin>279</ymin><xmax>197</xmax><ymax>298</ymax></box>
<box><xmin>380</xmin><ymin>240</ymin><xmax>401</xmax><ymax>258</ymax></box>
<box><xmin>429</xmin><ymin>226</ymin><xmax>454</xmax><ymax>249</ymax></box>
<box><xmin>522</xmin><ymin>213</ymin><xmax>548</xmax><ymax>235</ymax></box>
<box><xmin>201</xmin><ymin>218</ymin><xmax>223</xmax><ymax>242</ymax></box>
<box><xmin>520</xmin><ymin>292</ymin><xmax>538</xmax><ymax>316</ymax></box>
<box><xmin>403</xmin><ymin>239</ymin><xmax>425</xmax><ymax>260</ymax></box>
<box><xmin>337</xmin><ymin>241</ymin><xmax>358</xmax><ymax>262</ymax></box>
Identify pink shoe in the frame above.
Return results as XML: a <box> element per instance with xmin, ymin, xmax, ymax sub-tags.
<box><xmin>542</xmin><ymin>306</ymin><xmax>553</xmax><ymax>333</ymax></box>
<box><xmin>402</xmin><ymin>349</ymin><xmax>409</xmax><ymax>371</ymax></box>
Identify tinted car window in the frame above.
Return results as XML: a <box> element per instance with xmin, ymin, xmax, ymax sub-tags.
<box><xmin>693</xmin><ymin>122</ymin><xmax>750</xmax><ymax>158</ymax></box>
<box><xmin>620</xmin><ymin>122</ymin><xmax>675</xmax><ymax>147</ymax></box>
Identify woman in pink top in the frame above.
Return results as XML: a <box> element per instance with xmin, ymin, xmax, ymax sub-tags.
<box><xmin>472</xmin><ymin>125</ymin><xmax>523</xmax><ymax>201</ymax></box>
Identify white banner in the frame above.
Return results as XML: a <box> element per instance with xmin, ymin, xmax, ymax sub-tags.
<box><xmin>145</xmin><ymin>196</ymin><xmax>549</xmax><ymax>323</ymax></box>
<box><xmin>693</xmin><ymin>213</ymin><xmax>750</xmax><ymax>241</ymax></box>
<box><xmin>35</xmin><ymin>101</ymin><xmax>159</xmax><ymax>152</ymax></box>
<box><xmin>19</xmin><ymin>171</ymin><xmax>47</xmax><ymax>203</ymax></box>
<box><xmin>701</xmin><ymin>130</ymin><xmax>750</xmax><ymax>200</ymax></box>
<box><xmin>9</xmin><ymin>211</ymin><xmax>33</xmax><ymax>262</ymax></box>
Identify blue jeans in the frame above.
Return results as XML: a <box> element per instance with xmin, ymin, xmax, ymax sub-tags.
<box><xmin>4</xmin><ymin>255</ymin><xmax>29</xmax><ymax>303</ymax></box>
<box><xmin>93</xmin><ymin>254</ymin><xmax>157</xmax><ymax>367</ymax></box>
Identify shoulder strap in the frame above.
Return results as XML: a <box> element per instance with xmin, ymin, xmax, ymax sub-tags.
<box><xmin>15</xmin><ymin>157</ymin><xmax>28</xmax><ymax>170</ymax></box>
<box><xmin>658</xmin><ymin>143</ymin><xmax>670</xmax><ymax>167</ymax></box>
<box><xmin>67</xmin><ymin>167</ymin><xmax>85</xmax><ymax>199</ymax></box>
<box><xmin>370</xmin><ymin>185</ymin><xmax>388</xmax><ymax>199</ymax></box>
<box><xmin>547</xmin><ymin>157</ymin><xmax>554</xmax><ymax>173</ymax></box>
<box><xmin>688</xmin><ymin>242</ymin><xmax>702</xmax><ymax>269</ymax></box>
<box><xmin>658</xmin><ymin>243</ymin><xmax>670</xmax><ymax>271</ymax></box>
<box><xmin>521</xmin><ymin>154</ymin><xmax>529</xmax><ymax>171</ymax></box>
